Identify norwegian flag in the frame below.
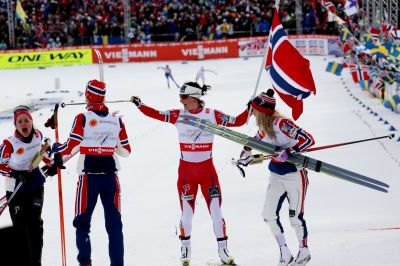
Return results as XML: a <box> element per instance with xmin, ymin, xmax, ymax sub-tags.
<box><xmin>342</xmin><ymin>0</ymin><xmax>358</xmax><ymax>16</ymax></box>
<box><xmin>389</xmin><ymin>28</ymin><xmax>400</xmax><ymax>42</ymax></box>
<box><xmin>349</xmin><ymin>64</ymin><xmax>369</xmax><ymax>83</ymax></box>
<box><xmin>381</xmin><ymin>21</ymin><xmax>393</xmax><ymax>33</ymax></box>
<box><xmin>321</xmin><ymin>0</ymin><xmax>335</xmax><ymax>13</ymax></box>
<box><xmin>265</xmin><ymin>9</ymin><xmax>316</xmax><ymax>120</ymax></box>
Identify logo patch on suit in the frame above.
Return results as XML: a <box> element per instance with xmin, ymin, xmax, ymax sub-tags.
<box><xmin>208</xmin><ymin>186</ymin><xmax>220</xmax><ymax>198</ymax></box>
<box><xmin>16</xmin><ymin>147</ymin><xmax>25</xmax><ymax>155</ymax></box>
<box><xmin>281</xmin><ymin>122</ymin><xmax>297</xmax><ymax>137</ymax></box>
<box><xmin>219</xmin><ymin>114</ymin><xmax>235</xmax><ymax>124</ymax></box>
<box><xmin>89</xmin><ymin>119</ymin><xmax>98</xmax><ymax>127</ymax></box>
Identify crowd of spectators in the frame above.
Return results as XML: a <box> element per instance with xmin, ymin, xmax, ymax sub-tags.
<box><xmin>0</xmin><ymin>0</ymin><xmax>350</xmax><ymax>50</ymax></box>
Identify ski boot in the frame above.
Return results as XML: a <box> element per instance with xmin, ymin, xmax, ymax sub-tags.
<box><xmin>278</xmin><ymin>245</ymin><xmax>294</xmax><ymax>266</ymax></box>
<box><xmin>218</xmin><ymin>239</ymin><xmax>236</xmax><ymax>265</ymax></box>
<box><xmin>291</xmin><ymin>247</ymin><xmax>311</xmax><ymax>265</ymax></box>
<box><xmin>180</xmin><ymin>245</ymin><xmax>191</xmax><ymax>266</ymax></box>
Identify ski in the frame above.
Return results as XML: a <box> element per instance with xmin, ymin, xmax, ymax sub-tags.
<box><xmin>177</xmin><ymin>115</ymin><xmax>389</xmax><ymax>193</ymax></box>
<box><xmin>0</xmin><ymin>150</ymin><xmax>79</xmax><ymax>216</ymax></box>
<box><xmin>0</xmin><ymin>181</ymin><xmax>24</xmax><ymax>216</ymax></box>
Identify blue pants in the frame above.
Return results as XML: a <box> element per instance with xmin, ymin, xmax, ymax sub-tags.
<box><xmin>73</xmin><ymin>173</ymin><xmax>123</xmax><ymax>266</ymax></box>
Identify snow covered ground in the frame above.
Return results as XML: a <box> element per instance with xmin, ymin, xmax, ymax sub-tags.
<box><xmin>0</xmin><ymin>56</ymin><xmax>399</xmax><ymax>266</ymax></box>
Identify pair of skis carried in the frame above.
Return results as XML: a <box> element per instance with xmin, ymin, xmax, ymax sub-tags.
<box><xmin>176</xmin><ymin>115</ymin><xmax>390</xmax><ymax>193</ymax></box>
<box><xmin>0</xmin><ymin>149</ymin><xmax>79</xmax><ymax>216</ymax></box>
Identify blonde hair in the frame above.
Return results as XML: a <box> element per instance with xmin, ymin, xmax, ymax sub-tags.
<box><xmin>253</xmin><ymin>109</ymin><xmax>285</xmax><ymax>140</ymax></box>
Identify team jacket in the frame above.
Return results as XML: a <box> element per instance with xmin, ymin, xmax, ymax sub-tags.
<box><xmin>56</xmin><ymin>108</ymin><xmax>131</xmax><ymax>174</ymax></box>
<box><xmin>0</xmin><ymin>130</ymin><xmax>49</xmax><ymax>192</ymax></box>
<box><xmin>256</xmin><ymin>117</ymin><xmax>315</xmax><ymax>175</ymax></box>
<box><xmin>138</xmin><ymin>104</ymin><xmax>248</xmax><ymax>162</ymax></box>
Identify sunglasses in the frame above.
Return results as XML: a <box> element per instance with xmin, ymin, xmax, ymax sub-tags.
<box><xmin>179</xmin><ymin>94</ymin><xmax>189</xmax><ymax>99</ymax></box>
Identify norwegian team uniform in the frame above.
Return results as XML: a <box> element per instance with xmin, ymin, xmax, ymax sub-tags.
<box><xmin>0</xmin><ymin>129</ymin><xmax>49</xmax><ymax>266</ymax></box>
<box><xmin>56</xmin><ymin>107</ymin><xmax>131</xmax><ymax>266</ymax></box>
<box><xmin>137</xmin><ymin>104</ymin><xmax>248</xmax><ymax>241</ymax></box>
<box><xmin>257</xmin><ymin>117</ymin><xmax>315</xmax><ymax>247</ymax></box>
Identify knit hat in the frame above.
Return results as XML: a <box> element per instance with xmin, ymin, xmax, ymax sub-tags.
<box><xmin>180</xmin><ymin>83</ymin><xmax>204</xmax><ymax>99</ymax></box>
<box><xmin>251</xmin><ymin>89</ymin><xmax>276</xmax><ymax>114</ymax></box>
<box><xmin>13</xmin><ymin>105</ymin><xmax>32</xmax><ymax>124</ymax></box>
<box><xmin>85</xmin><ymin>79</ymin><xmax>106</xmax><ymax>103</ymax></box>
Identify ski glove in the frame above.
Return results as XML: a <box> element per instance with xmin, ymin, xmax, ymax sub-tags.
<box><xmin>274</xmin><ymin>148</ymin><xmax>294</xmax><ymax>163</ymax></box>
<box><xmin>130</xmin><ymin>96</ymin><xmax>142</xmax><ymax>107</ymax></box>
<box><xmin>11</xmin><ymin>170</ymin><xmax>32</xmax><ymax>182</ymax></box>
<box><xmin>44</xmin><ymin>114</ymin><xmax>55</xmax><ymax>129</ymax></box>
<box><xmin>53</xmin><ymin>152</ymin><xmax>65</xmax><ymax>169</ymax></box>
<box><xmin>42</xmin><ymin>165</ymin><xmax>58</xmax><ymax>177</ymax></box>
<box><xmin>51</xmin><ymin>142</ymin><xmax>61</xmax><ymax>153</ymax></box>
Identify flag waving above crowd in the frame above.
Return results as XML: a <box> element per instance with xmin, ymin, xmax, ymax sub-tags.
<box><xmin>265</xmin><ymin>8</ymin><xmax>316</xmax><ymax>120</ymax></box>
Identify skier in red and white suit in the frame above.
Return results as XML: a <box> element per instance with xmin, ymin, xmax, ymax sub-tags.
<box><xmin>131</xmin><ymin>81</ymin><xmax>249</xmax><ymax>266</ymax></box>
<box><xmin>50</xmin><ymin>80</ymin><xmax>131</xmax><ymax>266</ymax></box>
<box><xmin>239</xmin><ymin>89</ymin><xmax>315</xmax><ymax>266</ymax></box>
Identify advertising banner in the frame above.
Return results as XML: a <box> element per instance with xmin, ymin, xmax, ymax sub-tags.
<box><xmin>238</xmin><ymin>35</ymin><xmax>338</xmax><ymax>57</ymax></box>
<box><xmin>0</xmin><ymin>48</ymin><xmax>92</xmax><ymax>69</ymax></box>
<box><xmin>92</xmin><ymin>40</ymin><xmax>238</xmax><ymax>63</ymax></box>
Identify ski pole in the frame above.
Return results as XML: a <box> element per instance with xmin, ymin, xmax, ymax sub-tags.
<box><xmin>232</xmin><ymin>134</ymin><xmax>395</xmax><ymax>176</ymax></box>
<box><xmin>61</xmin><ymin>100</ymin><xmax>130</xmax><ymax>108</ymax></box>
<box><xmin>304</xmin><ymin>134</ymin><xmax>394</xmax><ymax>152</ymax></box>
<box><xmin>53</xmin><ymin>104</ymin><xmax>67</xmax><ymax>266</ymax></box>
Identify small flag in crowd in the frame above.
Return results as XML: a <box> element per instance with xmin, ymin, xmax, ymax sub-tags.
<box><xmin>358</xmin><ymin>79</ymin><xmax>371</xmax><ymax>90</ymax></box>
<box><xmin>326</xmin><ymin>62</ymin><xmax>343</xmax><ymax>75</ymax></box>
<box><xmin>322</xmin><ymin>0</ymin><xmax>335</xmax><ymax>13</ymax></box>
<box><xmin>383</xmin><ymin>95</ymin><xmax>400</xmax><ymax>112</ymax></box>
<box><xmin>265</xmin><ymin>8</ymin><xmax>316</xmax><ymax>120</ymax></box>
<box><xmin>339</xmin><ymin>27</ymin><xmax>351</xmax><ymax>43</ymax></box>
<box><xmin>389</xmin><ymin>29</ymin><xmax>400</xmax><ymax>42</ymax></box>
<box><xmin>343</xmin><ymin>0</ymin><xmax>359</xmax><ymax>16</ymax></box>
<box><xmin>15</xmin><ymin>0</ymin><xmax>28</xmax><ymax>24</ymax></box>
<box><xmin>350</xmin><ymin>64</ymin><xmax>369</xmax><ymax>83</ymax></box>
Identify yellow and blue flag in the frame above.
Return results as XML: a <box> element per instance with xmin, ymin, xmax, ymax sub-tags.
<box><xmin>358</xmin><ymin>79</ymin><xmax>371</xmax><ymax>90</ymax></box>
<box><xmin>339</xmin><ymin>27</ymin><xmax>351</xmax><ymax>43</ymax></box>
<box><xmin>15</xmin><ymin>0</ymin><xmax>28</xmax><ymax>24</ymax></box>
<box><xmin>326</xmin><ymin>62</ymin><xmax>343</xmax><ymax>76</ymax></box>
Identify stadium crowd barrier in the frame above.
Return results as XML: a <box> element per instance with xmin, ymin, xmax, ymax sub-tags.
<box><xmin>0</xmin><ymin>35</ymin><xmax>339</xmax><ymax>69</ymax></box>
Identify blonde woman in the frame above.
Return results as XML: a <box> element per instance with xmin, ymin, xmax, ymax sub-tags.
<box><xmin>240</xmin><ymin>89</ymin><xmax>315</xmax><ymax>266</ymax></box>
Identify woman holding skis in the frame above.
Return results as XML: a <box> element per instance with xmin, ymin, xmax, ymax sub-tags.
<box><xmin>130</xmin><ymin>81</ymin><xmax>250</xmax><ymax>266</ymax></box>
<box><xmin>0</xmin><ymin>105</ymin><xmax>61</xmax><ymax>266</ymax></box>
<box><xmin>239</xmin><ymin>89</ymin><xmax>315</xmax><ymax>266</ymax></box>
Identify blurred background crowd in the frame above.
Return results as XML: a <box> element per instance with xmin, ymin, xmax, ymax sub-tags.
<box><xmin>0</xmin><ymin>0</ymin><xmax>357</xmax><ymax>50</ymax></box>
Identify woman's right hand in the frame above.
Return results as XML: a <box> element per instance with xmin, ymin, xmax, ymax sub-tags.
<box><xmin>130</xmin><ymin>96</ymin><xmax>142</xmax><ymax>107</ymax></box>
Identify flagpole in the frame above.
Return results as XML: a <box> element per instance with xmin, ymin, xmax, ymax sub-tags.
<box><xmin>246</xmin><ymin>0</ymin><xmax>280</xmax><ymax>124</ymax></box>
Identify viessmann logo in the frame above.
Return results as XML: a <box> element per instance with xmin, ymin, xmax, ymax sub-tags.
<box><xmin>181</xmin><ymin>45</ymin><xmax>229</xmax><ymax>59</ymax></box>
<box><xmin>182</xmin><ymin>144</ymin><xmax>210</xmax><ymax>150</ymax></box>
<box><xmin>87</xmin><ymin>147</ymin><xmax>114</xmax><ymax>154</ymax></box>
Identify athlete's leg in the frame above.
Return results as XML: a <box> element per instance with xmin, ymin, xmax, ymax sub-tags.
<box><xmin>73</xmin><ymin>174</ymin><xmax>100</xmax><ymax>266</ymax></box>
<box><xmin>100</xmin><ymin>173</ymin><xmax>124</xmax><ymax>266</ymax></box>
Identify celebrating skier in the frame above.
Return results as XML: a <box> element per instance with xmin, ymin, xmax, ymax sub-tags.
<box><xmin>239</xmin><ymin>89</ymin><xmax>315</xmax><ymax>266</ymax></box>
<box><xmin>0</xmin><ymin>105</ymin><xmax>61</xmax><ymax>266</ymax></box>
<box><xmin>48</xmin><ymin>80</ymin><xmax>131</xmax><ymax>266</ymax></box>
<box><xmin>130</xmin><ymin>81</ymin><xmax>250</xmax><ymax>266</ymax></box>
